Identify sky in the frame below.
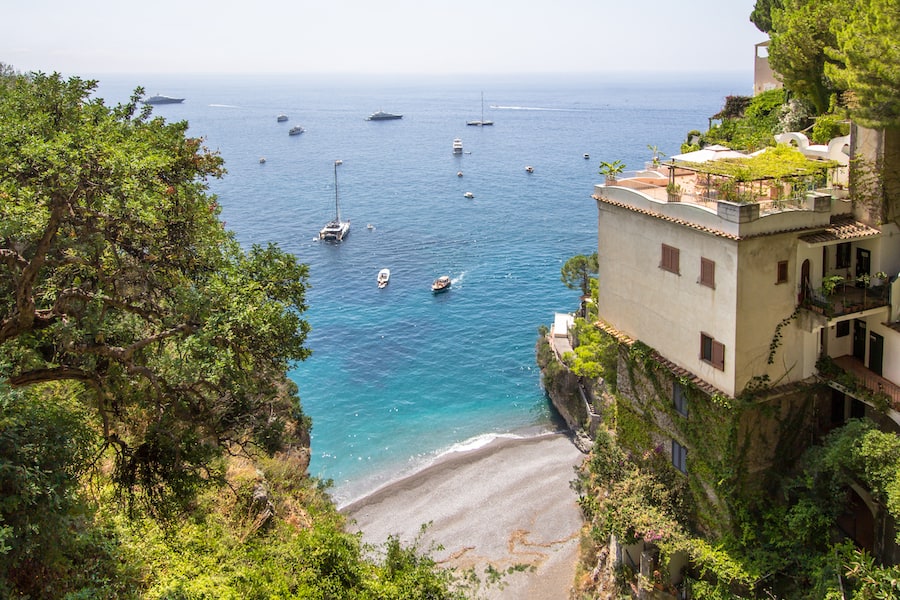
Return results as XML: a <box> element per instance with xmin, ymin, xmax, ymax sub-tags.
<box><xmin>3</xmin><ymin>0</ymin><xmax>764</xmax><ymax>77</ymax></box>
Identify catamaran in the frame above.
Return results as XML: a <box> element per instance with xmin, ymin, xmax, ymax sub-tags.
<box><xmin>319</xmin><ymin>160</ymin><xmax>350</xmax><ymax>242</ymax></box>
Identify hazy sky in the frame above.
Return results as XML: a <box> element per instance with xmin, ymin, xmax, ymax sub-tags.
<box><xmin>4</xmin><ymin>0</ymin><xmax>764</xmax><ymax>76</ymax></box>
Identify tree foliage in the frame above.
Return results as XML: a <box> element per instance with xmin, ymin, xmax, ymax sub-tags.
<box><xmin>765</xmin><ymin>0</ymin><xmax>900</xmax><ymax>128</ymax></box>
<box><xmin>703</xmin><ymin>89</ymin><xmax>786</xmax><ymax>151</ymax></box>
<box><xmin>750</xmin><ymin>0</ymin><xmax>784</xmax><ymax>33</ymax></box>
<box><xmin>560</xmin><ymin>253</ymin><xmax>598</xmax><ymax>297</ymax></box>
<box><xmin>825</xmin><ymin>0</ymin><xmax>900</xmax><ymax>128</ymax></box>
<box><xmin>0</xmin><ymin>72</ymin><xmax>312</xmax><ymax>516</ymax></box>
<box><xmin>768</xmin><ymin>0</ymin><xmax>849</xmax><ymax>115</ymax></box>
<box><xmin>566</xmin><ymin>318</ymin><xmax>616</xmax><ymax>383</ymax></box>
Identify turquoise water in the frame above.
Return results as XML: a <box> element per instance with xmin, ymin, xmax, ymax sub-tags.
<box><xmin>96</xmin><ymin>73</ymin><xmax>747</xmax><ymax>505</ymax></box>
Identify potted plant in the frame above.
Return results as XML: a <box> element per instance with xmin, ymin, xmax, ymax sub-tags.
<box><xmin>647</xmin><ymin>144</ymin><xmax>665</xmax><ymax>167</ymax></box>
<box><xmin>599</xmin><ymin>160</ymin><xmax>625</xmax><ymax>184</ymax></box>
<box><xmin>666</xmin><ymin>182</ymin><xmax>682</xmax><ymax>202</ymax></box>
<box><xmin>857</xmin><ymin>273</ymin><xmax>871</xmax><ymax>306</ymax></box>
<box><xmin>876</xmin><ymin>271</ymin><xmax>889</xmax><ymax>299</ymax></box>
<box><xmin>821</xmin><ymin>274</ymin><xmax>845</xmax><ymax>297</ymax></box>
<box><xmin>818</xmin><ymin>274</ymin><xmax>846</xmax><ymax>315</ymax></box>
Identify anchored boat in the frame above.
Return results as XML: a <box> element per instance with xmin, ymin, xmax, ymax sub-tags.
<box><xmin>319</xmin><ymin>160</ymin><xmax>350</xmax><ymax>242</ymax></box>
<box><xmin>377</xmin><ymin>268</ymin><xmax>391</xmax><ymax>288</ymax></box>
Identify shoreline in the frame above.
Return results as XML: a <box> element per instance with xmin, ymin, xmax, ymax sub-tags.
<box><xmin>339</xmin><ymin>429</ymin><xmax>571</xmax><ymax>511</ymax></box>
<box><xmin>336</xmin><ymin>427</ymin><xmax>563</xmax><ymax>511</ymax></box>
<box><xmin>342</xmin><ymin>430</ymin><xmax>588</xmax><ymax>599</ymax></box>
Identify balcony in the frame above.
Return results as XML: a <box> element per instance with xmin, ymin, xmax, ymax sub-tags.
<box><xmin>821</xmin><ymin>355</ymin><xmax>900</xmax><ymax>411</ymax></box>
<box><xmin>802</xmin><ymin>281</ymin><xmax>891</xmax><ymax>319</ymax></box>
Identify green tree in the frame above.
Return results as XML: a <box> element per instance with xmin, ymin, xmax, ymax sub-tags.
<box><xmin>826</xmin><ymin>0</ymin><xmax>900</xmax><ymax>128</ymax></box>
<box><xmin>827</xmin><ymin>0</ymin><xmax>900</xmax><ymax>228</ymax></box>
<box><xmin>768</xmin><ymin>0</ymin><xmax>849</xmax><ymax>115</ymax></box>
<box><xmin>750</xmin><ymin>0</ymin><xmax>784</xmax><ymax>33</ymax></box>
<box><xmin>0</xmin><ymin>73</ymin><xmax>312</xmax><ymax>516</ymax></box>
<box><xmin>560</xmin><ymin>253</ymin><xmax>598</xmax><ymax>298</ymax></box>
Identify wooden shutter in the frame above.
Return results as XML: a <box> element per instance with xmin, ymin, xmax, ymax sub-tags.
<box><xmin>712</xmin><ymin>340</ymin><xmax>725</xmax><ymax>370</ymax></box>
<box><xmin>777</xmin><ymin>260</ymin><xmax>788</xmax><ymax>283</ymax></box>
<box><xmin>700</xmin><ymin>257</ymin><xmax>715</xmax><ymax>288</ymax></box>
<box><xmin>661</xmin><ymin>244</ymin><xmax>680</xmax><ymax>274</ymax></box>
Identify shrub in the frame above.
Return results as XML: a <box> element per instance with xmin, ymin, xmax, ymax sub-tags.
<box><xmin>810</xmin><ymin>114</ymin><xmax>849</xmax><ymax>144</ymax></box>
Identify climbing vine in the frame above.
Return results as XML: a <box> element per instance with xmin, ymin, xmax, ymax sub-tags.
<box><xmin>767</xmin><ymin>306</ymin><xmax>801</xmax><ymax>365</ymax></box>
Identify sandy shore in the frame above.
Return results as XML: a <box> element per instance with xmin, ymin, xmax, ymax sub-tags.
<box><xmin>342</xmin><ymin>432</ymin><xmax>587</xmax><ymax>599</ymax></box>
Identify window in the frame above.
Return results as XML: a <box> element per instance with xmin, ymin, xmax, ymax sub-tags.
<box><xmin>776</xmin><ymin>260</ymin><xmax>789</xmax><ymax>284</ymax></box>
<box><xmin>699</xmin><ymin>257</ymin><xmax>715</xmax><ymax>288</ymax></box>
<box><xmin>700</xmin><ymin>332</ymin><xmax>725</xmax><ymax>370</ymax></box>
<box><xmin>836</xmin><ymin>243</ymin><xmax>851</xmax><ymax>269</ymax></box>
<box><xmin>673</xmin><ymin>381</ymin><xmax>688</xmax><ymax>416</ymax></box>
<box><xmin>661</xmin><ymin>244</ymin><xmax>680</xmax><ymax>274</ymax></box>
<box><xmin>836</xmin><ymin>320</ymin><xmax>850</xmax><ymax>338</ymax></box>
<box><xmin>672</xmin><ymin>440</ymin><xmax>688</xmax><ymax>473</ymax></box>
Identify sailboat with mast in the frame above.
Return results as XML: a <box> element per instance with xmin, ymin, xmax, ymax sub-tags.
<box><xmin>467</xmin><ymin>92</ymin><xmax>493</xmax><ymax>126</ymax></box>
<box><xmin>319</xmin><ymin>159</ymin><xmax>350</xmax><ymax>242</ymax></box>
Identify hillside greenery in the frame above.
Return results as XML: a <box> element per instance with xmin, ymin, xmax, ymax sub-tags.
<box><xmin>0</xmin><ymin>67</ymin><xmax>460</xmax><ymax>598</ymax></box>
<box><xmin>567</xmin><ymin>326</ymin><xmax>900</xmax><ymax>598</ymax></box>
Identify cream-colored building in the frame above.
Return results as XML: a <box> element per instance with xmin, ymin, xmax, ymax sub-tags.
<box><xmin>592</xmin><ymin>134</ymin><xmax>900</xmax><ymax>407</ymax></box>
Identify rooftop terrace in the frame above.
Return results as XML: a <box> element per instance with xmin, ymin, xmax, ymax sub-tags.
<box><xmin>594</xmin><ymin>145</ymin><xmax>850</xmax><ymax>239</ymax></box>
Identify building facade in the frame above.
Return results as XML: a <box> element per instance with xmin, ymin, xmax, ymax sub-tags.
<box><xmin>591</xmin><ymin>129</ymin><xmax>900</xmax><ymax>557</ymax></box>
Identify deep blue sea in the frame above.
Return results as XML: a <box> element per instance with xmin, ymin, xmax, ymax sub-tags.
<box><xmin>95</xmin><ymin>72</ymin><xmax>748</xmax><ymax>506</ymax></box>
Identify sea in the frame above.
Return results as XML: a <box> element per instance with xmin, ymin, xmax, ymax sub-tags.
<box><xmin>94</xmin><ymin>71</ymin><xmax>749</xmax><ymax>506</ymax></box>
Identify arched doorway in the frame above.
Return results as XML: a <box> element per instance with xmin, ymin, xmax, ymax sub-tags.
<box><xmin>801</xmin><ymin>259</ymin><xmax>811</xmax><ymax>303</ymax></box>
<box><xmin>837</xmin><ymin>487</ymin><xmax>876</xmax><ymax>553</ymax></box>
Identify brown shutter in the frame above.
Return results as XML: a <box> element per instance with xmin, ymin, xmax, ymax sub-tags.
<box><xmin>700</xmin><ymin>257</ymin><xmax>715</xmax><ymax>288</ymax></box>
<box><xmin>712</xmin><ymin>340</ymin><xmax>725</xmax><ymax>370</ymax></box>
<box><xmin>661</xmin><ymin>244</ymin><xmax>680</xmax><ymax>274</ymax></box>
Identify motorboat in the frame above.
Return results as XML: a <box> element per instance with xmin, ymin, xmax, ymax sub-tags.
<box><xmin>366</xmin><ymin>110</ymin><xmax>403</xmax><ymax>121</ymax></box>
<box><xmin>319</xmin><ymin>160</ymin><xmax>350</xmax><ymax>242</ymax></box>
<box><xmin>289</xmin><ymin>126</ymin><xmax>305</xmax><ymax>135</ymax></box>
<box><xmin>145</xmin><ymin>94</ymin><xmax>184</xmax><ymax>105</ymax></box>
<box><xmin>453</xmin><ymin>138</ymin><xmax>463</xmax><ymax>154</ymax></box>
<box><xmin>431</xmin><ymin>275</ymin><xmax>451</xmax><ymax>293</ymax></box>
<box><xmin>466</xmin><ymin>92</ymin><xmax>494</xmax><ymax>126</ymax></box>
<box><xmin>259</xmin><ymin>157</ymin><xmax>266</xmax><ymax>164</ymax></box>
<box><xmin>583</xmin><ymin>153</ymin><xmax>590</xmax><ymax>160</ymax></box>
<box><xmin>277</xmin><ymin>114</ymin><xmax>288</xmax><ymax>122</ymax></box>
<box><xmin>464</xmin><ymin>191</ymin><xmax>474</xmax><ymax>199</ymax></box>
<box><xmin>457</xmin><ymin>171</ymin><xmax>463</xmax><ymax>177</ymax></box>
<box><xmin>377</xmin><ymin>268</ymin><xmax>391</xmax><ymax>288</ymax></box>
<box><xmin>525</xmin><ymin>166</ymin><xmax>534</xmax><ymax>173</ymax></box>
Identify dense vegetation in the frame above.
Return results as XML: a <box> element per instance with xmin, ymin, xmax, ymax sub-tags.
<box><xmin>568</xmin><ymin>333</ymin><xmax>900</xmax><ymax>598</ymax></box>
<box><xmin>0</xmin><ymin>68</ymin><xmax>460</xmax><ymax>598</ymax></box>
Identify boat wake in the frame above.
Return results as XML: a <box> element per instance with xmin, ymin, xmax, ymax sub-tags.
<box><xmin>208</xmin><ymin>103</ymin><xmax>241</xmax><ymax>108</ymax></box>
<box><xmin>491</xmin><ymin>105</ymin><xmax>591</xmax><ymax>112</ymax></box>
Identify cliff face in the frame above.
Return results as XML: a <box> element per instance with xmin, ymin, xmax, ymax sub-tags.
<box><xmin>535</xmin><ymin>335</ymin><xmax>597</xmax><ymax>452</ymax></box>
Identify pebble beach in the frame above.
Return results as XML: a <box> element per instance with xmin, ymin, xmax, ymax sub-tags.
<box><xmin>342</xmin><ymin>432</ymin><xmax>587</xmax><ymax>599</ymax></box>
